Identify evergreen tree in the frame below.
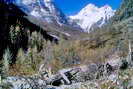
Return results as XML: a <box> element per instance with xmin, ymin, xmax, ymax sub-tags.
<box><xmin>0</xmin><ymin>48</ymin><xmax>12</xmax><ymax>89</ymax></box>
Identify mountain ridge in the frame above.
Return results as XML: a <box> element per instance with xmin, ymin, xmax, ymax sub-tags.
<box><xmin>17</xmin><ymin>0</ymin><xmax>69</xmax><ymax>25</ymax></box>
<box><xmin>70</xmin><ymin>4</ymin><xmax>115</xmax><ymax>33</ymax></box>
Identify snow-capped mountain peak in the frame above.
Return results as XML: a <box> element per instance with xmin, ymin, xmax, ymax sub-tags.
<box><xmin>84</xmin><ymin>4</ymin><xmax>97</xmax><ymax>10</ymax></box>
<box><xmin>70</xmin><ymin>4</ymin><xmax>115</xmax><ymax>33</ymax></box>
<box><xmin>45</xmin><ymin>0</ymin><xmax>52</xmax><ymax>2</ymax></box>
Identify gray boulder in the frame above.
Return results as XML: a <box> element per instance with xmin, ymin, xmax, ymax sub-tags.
<box><xmin>2</xmin><ymin>76</ymin><xmax>46</xmax><ymax>89</ymax></box>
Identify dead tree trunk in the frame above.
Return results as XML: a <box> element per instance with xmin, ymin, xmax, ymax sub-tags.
<box><xmin>128</xmin><ymin>40</ymin><xmax>133</xmax><ymax>66</ymax></box>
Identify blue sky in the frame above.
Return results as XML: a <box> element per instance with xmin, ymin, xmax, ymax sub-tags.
<box><xmin>54</xmin><ymin>0</ymin><xmax>122</xmax><ymax>15</ymax></box>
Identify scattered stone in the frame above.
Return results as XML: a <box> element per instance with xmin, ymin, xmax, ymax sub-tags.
<box><xmin>106</xmin><ymin>63</ymin><xmax>113</xmax><ymax>75</ymax></box>
<box><xmin>3</xmin><ymin>56</ymin><xmax>133</xmax><ymax>89</ymax></box>
<box><xmin>88</xmin><ymin>63</ymin><xmax>98</xmax><ymax>74</ymax></box>
<box><xmin>2</xmin><ymin>76</ymin><xmax>46</xmax><ymax>89</ymax></box>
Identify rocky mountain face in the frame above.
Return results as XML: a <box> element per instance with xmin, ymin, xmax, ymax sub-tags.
<box><xmin>19</xmin><ymin>0</ymin><xmax>84</xmax><ymax>38</ymax></box>
<box><xmin>18</xmin><ymin>0</ymin><xmax>69</xmax><ymax>25</ymax></box>
<box><xmin>4</xmin><ymin>0</ymin><xmax>79</xmax><ymax>27</ymax></box>
<box><xmin>70</xmin><ymin>4</ymin><xmax>115</xmax><ymax>33</ymax></box>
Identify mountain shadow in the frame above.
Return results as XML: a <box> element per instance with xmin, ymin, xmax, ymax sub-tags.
<box><xmin>0</xmin><ymin>2</ymin><xmax>56</xmax><ymax>64</ymax></box>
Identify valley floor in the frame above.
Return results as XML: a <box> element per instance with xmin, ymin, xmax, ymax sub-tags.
<box><xmin>1</xmin><ymin>57</ymin><xmax>133</xmax><ymax>89</ymax></box>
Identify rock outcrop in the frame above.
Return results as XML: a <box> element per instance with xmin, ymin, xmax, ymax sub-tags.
<box><xmin>2</xmin><ymin>76</ymin><xmax>46</xmax><ymax>89</ymax></box>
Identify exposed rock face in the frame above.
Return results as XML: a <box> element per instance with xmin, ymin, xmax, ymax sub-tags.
<box><xmin>3</xmin><ymin>0</ymin><xmax>69</xmax><ymax>25</ymax></box>
<box><xmin>17</xmin><ymin>0</ymin><xmax>82</xmax><ymax>38</ymax></box>
<box><xmin>18</xmin><ymin>0</ymin><xmax>69</xmax><ymax>25</ymax></box>
<box><xmin>2</xmin><ymin>76</ymin><xmax>46</xmax><ymax>89</ymax></box>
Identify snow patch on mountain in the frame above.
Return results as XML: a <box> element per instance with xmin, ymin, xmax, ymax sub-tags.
<box><xmin>70</xmin><ymin>4</ymin><xmax>115</xmax><ymax>33</ymax></box>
